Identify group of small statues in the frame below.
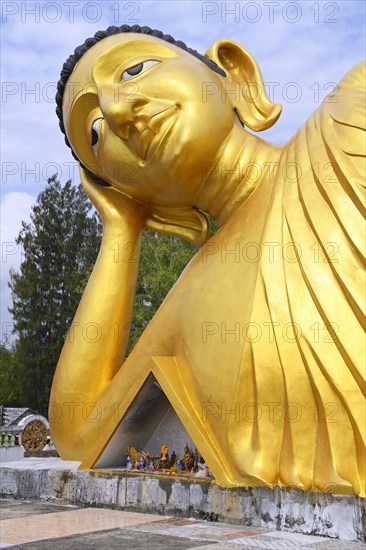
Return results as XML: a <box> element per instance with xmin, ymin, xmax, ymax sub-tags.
<box><xmin>125</xmin><ymin>444</ymin><xmax>212</xmax><ymax>478</ymax></box>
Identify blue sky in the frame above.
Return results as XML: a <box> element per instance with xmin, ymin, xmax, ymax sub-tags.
<box><xmin>1</xmin><ymin>0</ymin><xmax>365</xmax><ymax>340</ymax></box>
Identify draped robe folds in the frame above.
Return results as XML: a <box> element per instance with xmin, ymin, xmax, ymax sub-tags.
<box><xmin>82</xmin><ymin>62</ymin><xmax>366</xmax><ymax>496</ymax></box>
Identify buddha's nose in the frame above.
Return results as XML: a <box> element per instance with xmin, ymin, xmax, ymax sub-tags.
<box><xmin>99</xmin><ymin>85</ymin><xmax>150</xmax><ymax>140</ymax></box>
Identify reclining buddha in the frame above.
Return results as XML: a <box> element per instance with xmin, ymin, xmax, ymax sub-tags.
<box><xmin>50</xmin><ymin>25</ymin><xmax>365</xmax><ymax>497</ymax></box>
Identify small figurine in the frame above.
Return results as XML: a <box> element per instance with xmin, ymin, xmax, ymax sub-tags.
<box><xmin>161</xmin><ymin>445</ymin><xmax>169</xmax><ymax>468</ymax></box>
<box><xmin>126</xmin><ymin>446</ymin><xmax>139</xmax><ymax>468</ymax></box>
<box><xmin>194</xmin><ymin>457</ymin><xmax>213</xmax><ymax>479</ymax></box>
<box><xmin>126</xmin><ymin>455</ymin><xmax>132</xmax><ymax>471</ymax></box>
<box><xmin>170</xmin><ymin>450</ymin><xmax>177</xmax><ymax>467</ymax></box>
<box><xmin>193</xmin><ymin>448</ymin><xmax>199</xmax><ymax>472</ymax></box>
<box><xmin>183</xmin><ymin>444</ymin><xmax>190</xmax><ymax>471</ymax></box>
<box><xmin>139</xmin><ymin>454</ymin><xmax>145</xmax><ymax>470</ymax></box>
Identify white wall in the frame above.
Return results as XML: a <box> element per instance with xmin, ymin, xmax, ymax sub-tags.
<box><xmin>0</xmin><ymin>446</ymin><xmax>24</xmax><ymax>463</ymax></box>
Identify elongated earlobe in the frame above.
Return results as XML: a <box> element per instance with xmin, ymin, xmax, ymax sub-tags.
<box><xmin>205</xmin><ymin>39</ymin><xmax>282</xmax><ymax>131</ymax></box>
<box><xmin>146</xmin><ymin>206</ymin><xmax>209</xmax><ymax>245</ymax></box>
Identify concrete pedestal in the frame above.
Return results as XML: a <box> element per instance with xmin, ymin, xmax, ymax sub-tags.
<box><xmin>0</xmin><ymin>458</ymin><xmax>364</xmax><ymax>541</ymax></box>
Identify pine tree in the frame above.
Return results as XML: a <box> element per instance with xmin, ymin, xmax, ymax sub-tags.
<box><xmin>8</xmin><ymin>176</ymin><xmax>101</xmax><ymax>413</ymax></box>
<box><xmin>0</xmin><ymin>345</ymin><xmax>22</xmax><ymax>405</ymax></box>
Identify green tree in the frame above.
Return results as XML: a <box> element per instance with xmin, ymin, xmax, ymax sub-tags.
<box><xmin>0</xmin><ymin>345</ymin><xmax>22</xmax><ymax>405</ymax></box>
<box><xmin>128</xmin><ymin>230</ymin><xmax>198</xmax><ymax>352</ymax></box>
<box><xmin>8</xmin><ymin>176</ymin><xmax>101</xmax><ymax>413</ymax></box>
<box><xmin>128</xmin><ymin>216</ymin><xmax>218</xmax><ymax>351</ymax></box>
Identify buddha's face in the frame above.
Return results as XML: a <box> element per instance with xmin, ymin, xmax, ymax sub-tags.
<box><xmin>63</xmin><ymin>33</ymin><xmax>234</xmax><ymax>207</ymax></box>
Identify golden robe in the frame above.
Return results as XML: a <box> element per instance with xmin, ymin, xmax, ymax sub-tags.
<box><xmin>80</xmin><ymin>63</ymin><xmax>365</xmax><ymax>496</ymax></box>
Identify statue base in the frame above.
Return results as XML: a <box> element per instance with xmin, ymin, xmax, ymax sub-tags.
<box><xmin>0</xmin><ymin>458</ymin><xmax>364</xmax><ymax>542</ymax></box>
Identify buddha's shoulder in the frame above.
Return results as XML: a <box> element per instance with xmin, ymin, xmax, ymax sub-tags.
<box><xmin>289</xmin><ymin>62</ymin><xmax>366</xmax><ymax>163</ymax></box>
<box><xmin>337</xmin><ymin>61</ymin><xmax>365</xmax><ymax>91</ymax></box>
<box><xmin>318</xmin><ymin>61</ymin><xmax>365</xmax><ymax>130</ymax></box>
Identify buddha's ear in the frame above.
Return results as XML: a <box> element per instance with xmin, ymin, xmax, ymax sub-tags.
<box><xmin>205</xmin><ymin>39</ymin><xmax>282</xmax><ymax>132</ymax></box>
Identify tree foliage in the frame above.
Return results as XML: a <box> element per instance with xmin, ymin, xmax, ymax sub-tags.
<box><xmin>0</xmin><ymin>344</ymin><xmax>22</xmax><ymax>405</ymax></box>
<box><xmin>128</xmin><ymin>216</ymin><xmax>218</xmax><ymax>351</ymax></box>
<box><xmin>8</xmin><ymin>176</ymin><xmax>102</xmax><ymax>413</ymax></box>
<box><xmin>128</xmin><ymin>230</ymin><xmax>198</xmax><ymax>352</ymax></box>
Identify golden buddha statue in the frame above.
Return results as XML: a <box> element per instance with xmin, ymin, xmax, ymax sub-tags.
<box><xmin>50</xmin><ymin>25</ymin><xmax>365</xmax><ymax>497</ymax></box>
<box><xmin>183</xmin><ymin>444</ymin><xmax>190</xmax><ymax>472</ymax></box>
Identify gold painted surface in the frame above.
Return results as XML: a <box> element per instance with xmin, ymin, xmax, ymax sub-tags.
<box><xmin>50</xmin><ymin>32</ymin><xmax>365</xmax><ymax>497</ymax></box>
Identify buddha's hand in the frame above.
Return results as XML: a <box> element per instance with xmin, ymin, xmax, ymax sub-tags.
<box><xmin>79</xmin><ymin>167</ymin><xmax>147</xmax><ymax>227</ymax></box>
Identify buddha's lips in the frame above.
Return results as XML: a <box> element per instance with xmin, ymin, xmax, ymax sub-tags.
<box><xmin>129</xmin><ymin>106</ymin><xmax>178</xmax><ymax>161</ymax></box>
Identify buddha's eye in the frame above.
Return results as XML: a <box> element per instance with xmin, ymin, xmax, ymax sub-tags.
<box><xmin>122</xmin><ymin>60</ymin><xmax>160</xmax><ymax>81</ymax></box>
<box><xmin>91</xmin><ymin>118</ymin><xmax>103</xmax><ymax>155</ymax></box>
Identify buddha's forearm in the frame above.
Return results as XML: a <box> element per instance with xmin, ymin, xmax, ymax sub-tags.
<box><xmin>49</xmin><ymin>215</ymin><xmax>143</xmax><ymax>448</ymax></box>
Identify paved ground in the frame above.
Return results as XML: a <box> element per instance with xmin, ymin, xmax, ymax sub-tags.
<box><xmin>1</xmin><ymin>500</ymin><xmax>365</xmax><ymax>549</ymax></box>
